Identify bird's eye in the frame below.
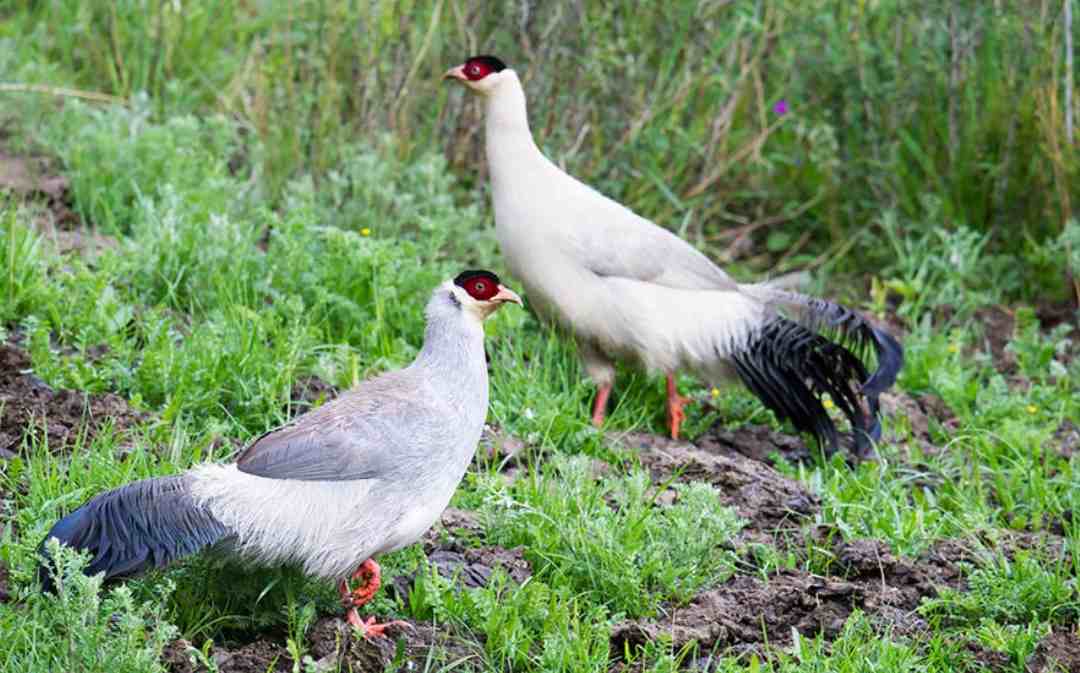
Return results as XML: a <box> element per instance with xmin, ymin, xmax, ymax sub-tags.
<box><xmin>467</xmin><ymin>64</ymin><xmax>480</xmax><ymax>76</ymax></box>
<box><xmin>474</xmin><ymin>282</ymin><xmax>487</xmax><ymax>293</ymax></box>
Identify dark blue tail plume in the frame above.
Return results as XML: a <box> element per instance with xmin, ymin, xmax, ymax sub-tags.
<box><xmin>38</xmin><ymin>476</ymin><xmax>228</xmax><ymax>592</ymax></box>
<box><xmin>730</xmin><ymin>298</ymin><xmax>903</xmax><ymax>457</ymax></box>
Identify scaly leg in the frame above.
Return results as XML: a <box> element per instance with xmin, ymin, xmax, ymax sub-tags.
<box><xmin>338</xmin><ymin>559</ymin><xmax>411</xmax><ymax>640</ymax></box>
<box><xmin>666</xmin><ymin>374</ymin><xmax>690</xmax><ymax>439</ymax></box>
<box><xmin>591</xmin><ymin>383</ymin><xmax>613</xmax><ymax>427</ymax></box>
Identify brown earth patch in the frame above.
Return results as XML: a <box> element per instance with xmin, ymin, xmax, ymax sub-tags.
<box><xmin>0</xmin><ymin>152</ymin><xmax>116</xmax><ymax>259</ymax></box>
<box><xmin>163</xmin><ymin>637</ymin><xmax>292</xmax><ymax>673</ymax></box>
<box><xmin>0</xmin><ymin>340</ymin><xmax>148</xmax><ymax>455</ymax></box>
<box><xmin>0</xmin><ymin>561</ymin><xmax>11</xmax><ymax>603</ymax></box>
<box><xmin>613</xmin><ymin>431</ymin><xmax>818</xmax><ymax>543</ymax></box>
<box><xmin>0</xmin><ymin>154</ymin><xmax>69</xmax><ymax>203</ymax></box>
<box><xmin>1049</xmin><ymin>420</ymin><xmax>1080</xmax><ymax>460</ymax></box>
<box><xmin>696</xmin><ymin>423</ymin><xmax>813</xmax><ymax>466</ymax></box>
<box><xmin>1026</xmin><ymin>627</ymin><xmax>1080</xmax><ymax>673</ymax></box>
<box><xmin>286</xmin><ymin>375</ymin><xmax>338</xmax><ymax>417</ymax></box>
<box><xmin>973</xmin><ymin>305</ymin><xmax>1017</xmax><ymax>374</ymax></box>
<box><xmin>611</xmin><ymin>537</ymin><xmax>973</xmax><ymax>660</ymax></box>
<box><xmin>879</xmin><ymin>391</ymin><xmax>958</xmax><ymax>448</ymax></box>
<box><xmin>164</xmin><ymin>617</ymin><xmax>476</xmax><ymax>672</ymax></box>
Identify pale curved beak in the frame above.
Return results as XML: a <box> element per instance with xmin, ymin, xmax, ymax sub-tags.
<box><xmin>443</xmin><ymin>65</ymin><xmax>466</xmax><ymax>82</ymax></box>
<box><xmin>492</xmin><ymin>285</ymin><xmax>522</xmax><ymax>306</ymax></box>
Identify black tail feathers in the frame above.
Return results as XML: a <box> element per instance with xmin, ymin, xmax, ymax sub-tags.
<box><xmin>38</xmin><ymin>475</ymin><xmax>228</xmax><ymax>592</ymax></box>
<box><xmin>731</xmin><ymin>299</ymin><xmax>903</xmax><ymax>457</ymax></box>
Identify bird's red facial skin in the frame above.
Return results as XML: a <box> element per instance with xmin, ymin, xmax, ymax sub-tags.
<box><xmin>464</xmin><ymin>59</ymin><xmax>495</xmax><ymax>81</ymax></box>
<box><xmin>462</xmin><ymin>277</ymin><xmax>499</xmax><ymax>301</ymax></box>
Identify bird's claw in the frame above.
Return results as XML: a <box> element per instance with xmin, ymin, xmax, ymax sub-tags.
<box><xmin>345</xmin><ymin>609</ymin><xmax>413</xmax><ymax>640</ymax></box>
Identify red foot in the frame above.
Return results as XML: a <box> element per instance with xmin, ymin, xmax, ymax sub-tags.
<box><xmin>339</xmin><ymin>558</ymin><xmax>381</xmax><ymax>608</ymax></box>
<box><xmin>666</xmin><ymin>374</ymin><xmax>690</xmax><ymax>439</ymax></box>
<box><xmin>591</xmin><ymin>383</ymin><xmax>612</xmax><ymax>427</ymax></box>
<box><xmin>345</xmin><ymin>609</ymin><xmax>413</xmax><ymax>640</ymax></box>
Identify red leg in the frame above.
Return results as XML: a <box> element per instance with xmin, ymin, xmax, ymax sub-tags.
<box><xmin>339</xmin><ymin>559</ymin><xmax>412</xmax><ymax>640</ymax></box>
<box><xmin>591</xmin><ymin>383</ymin><xmax>612</xmax><ymax>427</ymax></box>
<box><xmin>339</xmin><ymin>558</ymin><xmax>381</xmax><ymax>608</ymax></box>
<box><xmin>666</xmin><ymin>374</ymin><xmax>690</xmax><ymax>439</ymax></box>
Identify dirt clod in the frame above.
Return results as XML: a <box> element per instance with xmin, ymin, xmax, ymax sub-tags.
<box><xmin>1050</xmin><ymin>420</ymin><xmax>1080</xmax><ymax>460</ymax></box>
<box><xmin>974</xmin><ymin>305</ymin><xmax>1017</xmax><ymax>374</ymax></box>
<box><xmin>428</xmin><ymin>546</ymin><xmax>531</xmax><ymax>588</ymax></box>
<box><xmin>616</xmin><ymin>431</ymin><xmax>819</xmax><ymax>539</ymax></box>
<box><xmin>879</xmin><ymin>391</ymin><xmax>958</xmax><ymax>447</ymax></box>
<box><xmin>697</xmin><ymin>423</ymin><xmax>812</xmax><ymax>466</ymax></box>
<box><xmin>287</xmin><ymin>376</ymin><xmax>338</xmax><ymax>417</ymax></box>
<box><xmin>611</xmin><ymin>569</ymin><xmax>865</xmax><ymax>657</ymax></box>
<box><xmin>0</xmin><ymin>341</ymin><xmax>148</xmax><ymax>455</ymax></box>
<box><xmin>613</xmin><ymin>536</ymin><xmax>975</xmax><ymax>658</ymax></box>
<box><xmin>1026</xmin><ymin>627</ymin><xmax>1080</xmax><ymax>673</ymax></box>
<box><xmin>162</xmin><ymin>638</ymin><xmax>292</xmax><ymax>673</ymax></box>
<box><xmin>0</xmin><ymin>562</ymin><xmax>11</xmax><ymax>603</ymax></box>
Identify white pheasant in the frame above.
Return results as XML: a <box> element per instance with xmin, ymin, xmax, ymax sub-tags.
<box><xmin>445</xmin><ymin>55</ymin><xmax>902</xmax><ymax>456</ymax></box>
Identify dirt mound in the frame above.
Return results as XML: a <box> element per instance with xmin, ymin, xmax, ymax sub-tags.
<box><xmin>286</xmin><ymin>376</ymin><xmax>338</xmax><ymax>416</ymax></box>
<box><xmin>1050</xmin><ymin>420</ymin><xmax>1080</xmax><ymax>460</ymax></box>
<box><xmin>0</xmin><ymin>341</ymin><xmax>148</xmax><ymax>455</ymax></box>
<box><xmin>695</xmin><ymin>423</ymin><xmax>813</xmax><ymax>466</ymax></box>
<box><xmin>879</xmin><ymin>391</ymin><xmax>957</xmax><ymax>447</ymax></box>
<box><xmin>615</xmin><ymin>431</ymin><xmax>818</xmax><ymax>540</ymax></box>
<box><xmin>612</xmin><ymin>536</ymin><xmax>975</xmax><ymax>658</ymax></box>
<box><xmin>1026</xmin><ymin>628</ymin><xmax>1080</xmax><ymax>673</ymax></box>
<box><xmin>163</xmin><ymin>637</ymin><xmax>291</xmax><ymax>673</ymax></box>
<box><xmin>611</xmin><ymin>569</ymin><xmax>866</xmax><ymax>657</ymax></box>
<box><xmin>427</xmin><ymin>546</ymin><xmax>531</xmax><ymax>589</ymax></box>
<box><xmin>0</xmin><ymin>562</ymin><xmax>10</xmax><ymax>603</ymax></box>
<box><xmin>164</xmin><ymin>616</ymin><xmax>476</xmax><ymax>672</ymax></box>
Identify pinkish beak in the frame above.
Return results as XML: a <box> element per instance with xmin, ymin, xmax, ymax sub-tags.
<box><xmin>443</xmin><ymin>65</ymin><xmax>467</xmax><ymax>82</ymax></box>
<box><xmin>492</xmin><ymin>285</ymin><xmax>522</xmax><ymax>305</ymax></box>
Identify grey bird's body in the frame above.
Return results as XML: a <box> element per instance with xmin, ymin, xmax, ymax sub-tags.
<box><xmin>446</xmin><ymin>56</ymin><xmax>902</xmax><ymax>453</ymax></box>
<box><xmin>39</xmin><ymin>272</ymin><xmax>522</xmax><ymax>635</ymax></box>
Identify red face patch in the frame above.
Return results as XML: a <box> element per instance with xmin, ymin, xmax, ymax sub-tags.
<box><xmin>454</xmin><ymin>269</ymin><xmax>502</xmax><ymax>301</ymax></box>
<box><xmin>462</xmin><ymin>55</ymin><xmax>507</xmax><ymax>81</ymax></box>
<box><xmin>462</xmin><ymin>276</ymin><xmax>498</xmax><ymax>300</ymax></box>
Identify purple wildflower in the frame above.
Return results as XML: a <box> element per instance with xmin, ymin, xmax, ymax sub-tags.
<box><xmin>773</xmin><ymin>99</ymin><xmax>789</xmax><ymax>116</ymax></box>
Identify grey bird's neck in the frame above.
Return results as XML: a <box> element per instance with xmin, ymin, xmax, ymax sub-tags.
<box><xmin>410</xmin><ymin>291</ymin><xmax>488</xmax><ymax>405</ymax></box>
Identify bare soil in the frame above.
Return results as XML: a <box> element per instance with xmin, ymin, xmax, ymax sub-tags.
<box><xmin>0</xmin><ymin>562</ymin><xmax>10</xmax><ymax>604</ymax></box>
<box><xmin>611</xmin><ymin>536</ymin><xmax>973</xmax><ymax>659</ymax></box>
<box><xmin>0</xmin><ymin>340</ymin><xmax>148</xmax><ymax>455</ymax></box>
<box><xmin>613</xmin><ymin>430</ymin><xmax>819</xmax><ymax>544</ymax></box>
<box><xmin>163</xmin><ymin>617</ymin><xmax>479</xmax><ymax>673</ymax></box>
<box><xmin>286</xmin><ymin>375</ymin><xmax>338</xmax><ymax>416</ymax></box>
<box><xmin>0</xmin><ymin>152</ymin><xmax>119</xmax><ymax>258</ymax></box>
<box><xmin>1025</xmin><ymin>627</ymin><xmax>1080</xmax><ymax>673</ymax></box>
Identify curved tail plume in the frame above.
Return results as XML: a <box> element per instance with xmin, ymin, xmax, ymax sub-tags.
<box><xmin>38</xmin><ymin>476</ymin><xmax>228</xmax><ymax>592</ymax></box>
<box><xmin>733</xmin><ymin>286</ymin><xmax>903</xmax><ymax>456</ymax></box>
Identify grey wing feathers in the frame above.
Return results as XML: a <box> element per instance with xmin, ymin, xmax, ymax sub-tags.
<box><xmin>565</xmin><ymin>196</ymin><xmax>735</xmax><ymax>291</ymax></box>
<box><xmin>236</xmin><ymin>374</ymin><xmax>416</xmax><ymax>482</ymax></box>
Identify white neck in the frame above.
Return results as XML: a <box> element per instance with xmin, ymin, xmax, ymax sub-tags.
<box><xmin>484</xmin><ymin>70</ymin><xmax>541</xmax><ymax>165</ymax></box>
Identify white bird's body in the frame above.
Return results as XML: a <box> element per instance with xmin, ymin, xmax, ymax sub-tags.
<box><xmin>447</xmin><ymin>57</ymin><xmax>902</xmax><ymax>452</ymax></box>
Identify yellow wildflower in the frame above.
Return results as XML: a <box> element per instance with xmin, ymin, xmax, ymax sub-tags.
<box><xmin>360</xmin><ymin>227</ymin><xmax>371</xmax><ymax>236</ymax></box>
<box><xmin>823</xmin><ymin>397</ymin><xmax>835</xmax><ymax>410</ymax></box>
<box><xmin>1026</xmin><ymin>404</ymin><xmax>1037</xmax><ymax>414</ymax></box>
<box><xmin>710</xmin><ymin>387</ymin><xmax>720</xmax><ymax>399</ymax></box>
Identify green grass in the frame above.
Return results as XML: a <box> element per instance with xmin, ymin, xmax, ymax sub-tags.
<box><xmin>1</xmin><ymin>1</ymin><xmax>1079</xmax><ymax>671</ymax></box>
